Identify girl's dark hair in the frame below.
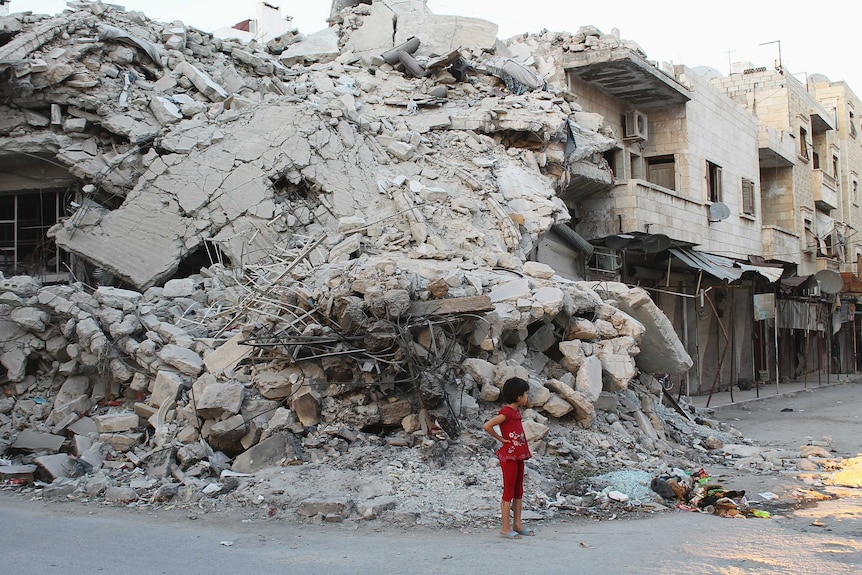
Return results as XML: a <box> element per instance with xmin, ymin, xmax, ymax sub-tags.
<box><xmin>501</xmin><ymin>377</ymin><xmax>530</xmax><ymax>404</ymax></box>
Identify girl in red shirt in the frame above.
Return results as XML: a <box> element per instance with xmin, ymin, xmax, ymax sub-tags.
<box><xmin>483</xmin><ymin>377</ymin><xmax>535</xmax><ymax>539</ymax></box>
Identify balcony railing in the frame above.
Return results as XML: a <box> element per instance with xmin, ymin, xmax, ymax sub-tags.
<box><xmin>762</xmin><ymin>225</ymin><xmax>800</xmax><ymax>262</ymax></box>
<box><xmin>812</xmin><ymin>169</ymin><xmax>839</xmax><ymax>211</ymax></box>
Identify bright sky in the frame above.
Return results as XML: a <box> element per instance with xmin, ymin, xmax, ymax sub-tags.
<box><xmin>18</xmin><ymin>0</ymin><xmax>862</xmax><ymax>92</ymax></box>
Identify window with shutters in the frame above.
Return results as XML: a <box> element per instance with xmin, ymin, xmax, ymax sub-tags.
<box><xmin>741</xmin><ymin>177</ymin><xmax>755</xmax><ymax>216</ymax></box>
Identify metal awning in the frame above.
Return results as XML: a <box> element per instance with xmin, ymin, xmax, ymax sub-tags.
<box><xmin>669</xmin><ymin>248</ymin><xmax>783</xmax><ymax>283</ymax></box>
<box><xmin>669</xmin><ymin>248</ymin><xmax>741</xmax><ymax>282</ymax></box>
<box><xmin>739</xmin><ymin>263</ymin><xmax>785</xmax><ymax>283</ymax></box>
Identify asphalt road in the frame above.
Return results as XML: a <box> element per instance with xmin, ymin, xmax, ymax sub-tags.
<box><xmin>2</xmin><ymin>382</ymin><xmax>861</xmax><ymax>575</ymax></box>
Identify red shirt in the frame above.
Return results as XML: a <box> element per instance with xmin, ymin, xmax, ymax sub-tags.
<box><xmin>496</xmin><ymin>405</ymin><xmax>532</xmax><ymax>462</ymax></box>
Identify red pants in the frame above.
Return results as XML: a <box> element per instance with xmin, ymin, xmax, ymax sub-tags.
<box><xmin>500</xmin><ymin>459</ymin><xmax>525</xmax><ymax>502</ymax></box>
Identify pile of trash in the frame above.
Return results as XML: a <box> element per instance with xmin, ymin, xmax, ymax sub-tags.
<box><xmin>0</xmin><ymin>1</ymin><xmax>813</xmax><ymax>526</ymax></box>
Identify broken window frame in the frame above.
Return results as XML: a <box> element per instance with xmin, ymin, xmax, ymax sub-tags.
<box><xmin>799</xmin><ymin>125</ymin><xmax>810</xmax><ymax>161</ymax></box>
<box><xmin>0</xmin><ymin>188</ymin><xmax>68</xmax><ymax>281</ymax></box>
<box><xmin>706</xmin><ymin>160</ymin><xmax>722</xmax><ymax>203</ymax></box>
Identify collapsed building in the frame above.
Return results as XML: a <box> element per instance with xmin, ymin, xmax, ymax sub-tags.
<box><xmin>1</xmin><ymin>1</ymin><xmax>817</xmax><ymax>522</ymax></box>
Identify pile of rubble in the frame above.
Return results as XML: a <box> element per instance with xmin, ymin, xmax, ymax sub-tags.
<box><xmin>0</xmin><ymin>1</ymin><xmax>803</xmax><ymax>526</ymax></box>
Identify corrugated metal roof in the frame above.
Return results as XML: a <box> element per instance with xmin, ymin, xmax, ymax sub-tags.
<box><xmin>739</xmin><ymin>263</ymin><xmax>784</xmax><ymax>283</ymax></box>
<box><xmin>668</xmin><ymin>248</ymin><xmax>741</xmax><ymax>282</ymax></box>
<box><xmin>669</xmin><ymin>248</ymin><xmax>784</xmax><ymax>283</ymax></box>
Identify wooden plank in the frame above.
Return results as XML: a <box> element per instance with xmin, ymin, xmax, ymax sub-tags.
<box><xmin>407</xmin><ymin>295</ymin><xmax>493</xmax><ymax>317</ymax></box>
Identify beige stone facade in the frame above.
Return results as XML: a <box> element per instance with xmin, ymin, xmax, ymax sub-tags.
<box><xmin>711</xmin><ymin>67</ymin><xmax>840</xmax><ymax>275</ymax></box>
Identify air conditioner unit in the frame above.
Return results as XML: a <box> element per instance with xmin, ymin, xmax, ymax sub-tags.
<box><xmin>624</xmin><ymin>110</ymin><xmax>648</xmax><ymax>141</ymax></box>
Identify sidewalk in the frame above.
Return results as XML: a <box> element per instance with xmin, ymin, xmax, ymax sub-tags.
<box><xmin>684</xmin><ymin>373</ymin><xmax>862</xmax><ymax>411</ymax></box>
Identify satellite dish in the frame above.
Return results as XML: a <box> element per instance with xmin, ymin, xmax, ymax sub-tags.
<box><xmin>605</xmin><ymin>234</ymin><xmax>635</xmax><ymax>250</ymax></box>
<box><xmin>708</xmin><ymin>202</ymin><xmax>731</xmax><ymax>222</ymax></box>
<box><xmin>815</xmin><ymin>269</ymin><xmax>843</xmax><ymax>294</ymax></box>
<box><xmin>640</xmin><ymin>234</ymin><xmax>671</xmax><ymax>254</ymax></box>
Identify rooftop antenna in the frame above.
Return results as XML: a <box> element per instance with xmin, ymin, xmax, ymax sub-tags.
<box><xmin>760</xmin><ymin>40</ymin><xmax>782</xmax><ymax>74</ymax></box>
<box><xmin>726</xmin><ymin>50</ymin><xmax>734</xmax><ymax>75</ymax></box>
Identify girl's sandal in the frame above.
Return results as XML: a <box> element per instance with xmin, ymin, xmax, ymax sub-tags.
<box><xmin>515</xmin><ymin>527</ymin><xmax>535</xmax><ymax>536</ymax></box>
<box><xmin>501</xmin><ymin>531</ymin><xmax>521</xmax><ymax>539</ymax></box>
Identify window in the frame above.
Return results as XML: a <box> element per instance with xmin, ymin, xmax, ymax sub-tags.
<box><xmin>588</xmin><ymin>246</ymin><xmax>621</xmax><ymax>273</ymax></box>
<box><xmin>799</xmin><ymin>126</ymin><xmax>809</xmax><ymax>160</ymax></box>
<box><xmin>629</xmin><ymin>151</ymin><xmax>644</xmax><ymax>180</ymax></box>
<box><xmin>646</xmin><ymin>155</ymin><xmax>675</xmax><ymax>190</ymax></box>
<box><xmin>0</xmin><ymin>189</ymin><xmax>66</xmax><ymax>277</ymax></box>
<box><xmin>850</xmin><ymin>107</ymin><xmax>858</xmax><ymax>139</ymax></box>
<box><xmin>833</xmin><ymin>155</ymin><xmax>840</xmax><ymax>182</ymax></box>
<box><xmin>602</xmin><ymin>149</ymin><xmax>620</xmax><ymax>179</ymax></box>
<box><xmin>853</xmin><ymin>178</ymin><xmax>858</xmax><ymax>206</ymax></box>
<box><xmin>706</xmin><ymin>160</ymin><xmax>722</xmax><ymax>202</ymax></box>
<box><xmin>741</xmin><ymin>178</ymin><xmax>755</xmax><ymax>216</ymax></box>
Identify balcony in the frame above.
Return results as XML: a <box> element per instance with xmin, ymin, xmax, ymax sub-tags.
<box><xmin>577</xmin><ymin>180</ymin><xmax>705</xmax><ymax>244</ymax></box>
<box><xmin>758</xmin><ymin>125</ymin><xmax>796</xmax><ymax>168</ymax></box>
<box><xmin>563</xmin><ymin>48</ymin><xmax>691</xmax><ymax>110</ymax></box>
<box><xmin>761</xmin><ymin>225</ymin><xmax>800</xmax><ymax>263</ymax></box>
<box><xmin>812</xmin><ymin>169</ymin><xmax>839</xmax><ymax>211</ymax></box>
<box><xmin>815</xmin><ymin>257</ymin><xmax>840</xmax><ymax>272</ymax></box>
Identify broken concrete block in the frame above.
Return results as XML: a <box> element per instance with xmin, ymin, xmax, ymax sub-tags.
<box><xmin>231</xmin><ymin>433</ymin><xmax>287</xmax><ymax>473</ymax></box>
<box><xmin>133</xmin><ymin>402</ymin><xmax>158</xmax><ymax>420</ymax></box>
<box><xmin>196</xmin><ymin>381</ymin><xmax>245</xmax><ymax>420</ymax></box>
<box><xmin>379</xmin><ymin>398</ymin><xmax>412</xmax><ymax>426</ymax></box>
<box><xmin>575</xmin><ymin>355</ymin><xmax>603</xmax><ymax>402</ymax></box>
<box><xmin>157</xmin><ymin>344</ymin><xmax>203</xmax><ymax>376</ymax></box>
<box><xmin>542</xmin><ymin>393</ymin><xmax>573</xmax><ymax>418</ymax></box>
<box><xmin>490</xmin><ymin>278</ymin><xmax>531</xmax><ymax>303</ymax></box>
<box><xmin>99</xmin><ymin>432</ymin><xmax>143</xmax><ymax>452</ymax></box>
<box><xmin>207</xmin><ymin>414</ymin><xmax>248</xmax><ymax>454</ymax></box>
<box><xmin>387</xmin><ymin>141</ymin><xmax>415</xmax><ymax>161</ymax></box>
<box><xmin>151</xmin><ymin>370</ymin><xmax>185</xmax><ymax>407</ymax></box>
<box><xmin>51</xmin><ymin>375</ymin><xmax>92</xmax><ymax>425</ymax></box>
<box><xmin>176</xmin><ymin>442</ymin><xmax>208</xmax><ymax>469</ymax></box>
<box><xmin>522</xmin><ymin>419</ymin><xmax>550</xmax><ymax>445</ymax></box>
<box><xmin>175</xmin><ymin>61</ymin><xmax>227</xmax><ymax>102</ymax></box>
<box><xmin>84</xmin><ymin>473</ymin><xmax>112</xmax><ymax>497</ymax></box>
<box><xmin>0</xmin><ymin>464</ymin><xmax>37</xmax><ymax>484</ymax></box>
<box><xmin>297</xmin><ymin>497</ymin><xmax>355</xmax><ymax>518</ymax></box>
<box><xmin>93</xmin><ymin>412</ymin><xmax>140</xmax><ymax>433</ymax></box>
<box><xmin>357</xmin><ymin>496</ymin><xmax>397</xmax><ymax>519</ymax></box>
<box><xmin>588</xmin><ymin>282</ymin><xmax>692</xmax><ymax>374</ymax></box>
<box><xmin>595</xmin><ymin>337</ymin><xmax>639</xmax><ymax>390</ymax></box>
<box><xmin>104</xmin><ymin>486</ymin><xmax>139</xmax><ymax>503</ymax></box>
<box><xmin>34</xmin><ymin>453</ymin><xmax>73</xmax><ymax>481</ymax></box>
<box><xmin>203</xmin><ymin>332</ymin><xmax>254</xmax><ymax>373</ymax></box>
<box><xmin>11</xmin><ymin>429</ymin><xmax>65</xmax><ymax>452</ymax></box>
<box><xmin>10</xmin><ymin>307</ymin><xmax>50</xmax><ymax>332</ymax></box>
<box><xmin>150</xmin><ymin>95</ymin><xmax>183</xmax><ymax>125</ymax></box>
<box><xmin>279</xmin><ymin>27</ymin><xmax>340</xmax><ymax>66</ymax></box>
<box><xmin>152</xmin><ymin>483</ymin><xmax>180</xmax><ymax>502</ymax></box>
<box><xmin>62</xmin><ymin>117</ymin><xmax>87</xmax><ymax>133</ymax></box>
<box><xmin>290</xmin><ymin>386</ymin><xmax>320</xmax><ymax>427</ymax></box>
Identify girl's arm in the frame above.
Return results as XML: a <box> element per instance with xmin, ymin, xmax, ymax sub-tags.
<box><xmin>482</xmin><ymin>413</ymin><xmax>508</xmax><ymax>443</ymax></box>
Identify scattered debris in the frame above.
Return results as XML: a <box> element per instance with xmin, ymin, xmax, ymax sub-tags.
<box><xmin>0</xmin><ymin>1</ymin><xmax>851</xmax><ymax>528</ymax></box>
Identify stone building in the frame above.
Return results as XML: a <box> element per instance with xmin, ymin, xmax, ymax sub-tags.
<box><xmin>711</xmin><ymin>65</ymin><xmax>852</xmax><ymax>384</ymax></box>
<box><xmin>540</xmin><ymin>41</ymin><xmax>780</xmax><ymax>396</ymax></box>
<box><xmin>809</xmin><ymin>78</ymin><xmax>862</xmax><ymax>373</ymax></box>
